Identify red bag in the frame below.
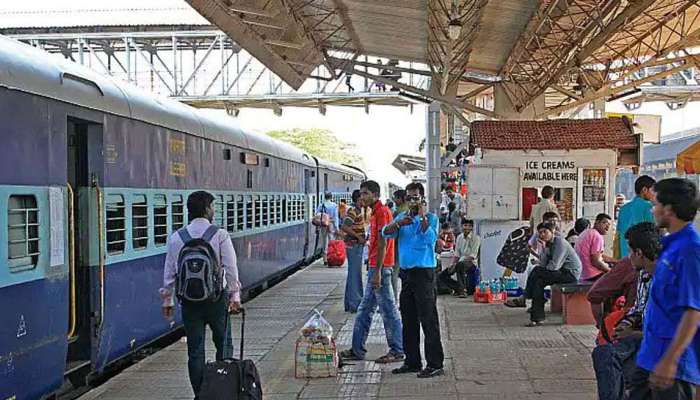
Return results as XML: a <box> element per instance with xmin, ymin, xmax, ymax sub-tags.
<box><xmin>326</xmin><ymin>240</ymin><xmax>346</xmax><ymax>267</ymax></box>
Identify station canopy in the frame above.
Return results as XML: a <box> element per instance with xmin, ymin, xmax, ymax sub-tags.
<box><xmin>186</xmin><ymin>0</ymin><xmax>700</xmax><ymax>119</ymax></box>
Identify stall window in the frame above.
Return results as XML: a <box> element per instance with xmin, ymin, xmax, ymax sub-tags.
<box><xmin>236</xmin><ymin>195</ymin><xmax>245</xmax><ymax>231</ymax></box>
<box><xmin>214</xmin><ymin>194</ymin><xmax>225</xmax><ymax>229</ymax></box>
<box><xmin>8</xmin><ymin>195</ymin><xmax>39</xmax><ymax>269</ymax></box>
<box><xmin>153</xmin><ymin>194</ymin><xmax>168</xmax><ymax>246</ymax></box>
<box><xmin>106</xmin><ymin>194</ymin><xmax>126</xmax><ymax>255</ymax></box>
<box><xmin>245</xmin><ymin>195</ymin><xmax>254</xmax><ymax>230</ymax></box>
<box><xmin>132</xmin><ymin>195</ymin><xmax>148</xmax><ymax>250</ymax></box>
<box><xmin>226</xmin><ymin>195</ymin><xmax>236</xmax><ymax>233</ymax></box>
<box><xmin>171</xmin><ymin>195</ymin><xmax>185</xmax><ymax>232</ymax></box>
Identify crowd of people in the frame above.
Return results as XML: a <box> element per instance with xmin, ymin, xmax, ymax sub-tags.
<box><xmin>155</xmin><ymin>174</ymin><xmax>699</xmax><ymax>398</ymax></box>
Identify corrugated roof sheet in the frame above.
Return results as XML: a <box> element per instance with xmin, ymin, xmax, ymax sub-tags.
<box><xmin>471</xmin><ymin>118</ymin><xmax>638</xmax><ymax>151</ymax></box>
<box><xmin>644</xmin><ymin>131</ymin><xmax>700</xmax><ymax>164</ymax></box>
<box><xmin>0</xmin><ymin>1</ymin><xmax>209</xmax><ymax>29</ymax></box>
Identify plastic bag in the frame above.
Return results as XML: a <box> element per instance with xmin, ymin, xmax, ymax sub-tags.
<box><xmin>295</xmin><ymin>310</ymin><xmax>338</xmax><ymax>378</ymax></box>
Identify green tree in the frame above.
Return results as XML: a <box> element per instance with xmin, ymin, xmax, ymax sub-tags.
<box><xmin>266</xmin><ymin>128</ymin><xmax>362</xmax><ymax>165</ymax></box>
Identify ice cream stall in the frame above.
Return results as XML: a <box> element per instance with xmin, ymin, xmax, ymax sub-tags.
<box><xmin>464</xmin><ymin>118</ymin><xmax>642</xmax><ymax>283</ymax></box>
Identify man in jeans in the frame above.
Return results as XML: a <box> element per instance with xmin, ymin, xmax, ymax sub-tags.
<box><xmin>383</xmin><ymin>182</ymin><xmax>445</xmax><ymax>378</ymax></box>
<box><xmin>341</xmin><ymin>189</ymin><xmax>366</xmax><ymax>313</ymax></box>
<box><xmin>340</xmin><ymin>180</ymin><xmax>403</xmax><ymax>363</ymax></box>
<box><xmin>627</xmin><ymin>178</ymin><xmax>700</xmax><ymax>399</ymax></box>
<box><xmin>525</xmin><ymin>221</ymin><xmax>581</xmax><ymax>326</ymax></box>
<box><xmin>592</xmin><ymin>222</ymin><xmax>659</xmax><ymax>400</ymax></box>
<box><xmin>159</xmin><ymin>191</ymin><xmax>241</xmax><ymax>399</ymax></box>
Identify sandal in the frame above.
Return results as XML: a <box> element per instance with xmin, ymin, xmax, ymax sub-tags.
<box><xmin>504</xmin><ymin>297</ymin><xmax>526</xmax><ymax>308</ymax></box>
<box><xmin>524</xmin><ymin>320</ymin><xmax>544</xmax><ymax>327</ymax></box>
<box><xmin>375</xmin><ymin>352</ymin><xmax>405</xmax><ymax>364</ymax></box>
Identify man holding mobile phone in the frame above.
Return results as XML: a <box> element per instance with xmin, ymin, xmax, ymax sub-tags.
<box><xmin>382</xmin><ymin>182</ymin><xmax>444</xmax><ymax>378</ymax></box>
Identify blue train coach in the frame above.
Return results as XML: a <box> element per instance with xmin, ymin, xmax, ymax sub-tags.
<box><xmin>0</xmin><ymin>36</ymin><xmax>365</xmax><ymax>399</ymax></box>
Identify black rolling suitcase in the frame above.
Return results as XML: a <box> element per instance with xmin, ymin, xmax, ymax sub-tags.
<box><xmin>199</xmin><ymin>309</ymin><xmax>263</xmax><ymax>400</ymax></box>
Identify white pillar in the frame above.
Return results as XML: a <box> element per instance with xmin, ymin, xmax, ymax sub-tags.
<box><xmin>427</xmin><ymin>101</ymin><xmax>442</xmax><ymax>214</ymax></box>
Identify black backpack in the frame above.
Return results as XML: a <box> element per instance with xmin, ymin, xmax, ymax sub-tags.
<box><xmin>175</xmin><ymin>225</ymin><xmax>223</xmax><ymax>303</ymax></box>
<box><xmin>199</xmin><ymin>309</ymin><xmax>263</xmax><ymax>400</ymax></box>
<box><xmin>496</xmin><ymin>226</ymin><xmax>532</xmax><ymax>273</ymax></box>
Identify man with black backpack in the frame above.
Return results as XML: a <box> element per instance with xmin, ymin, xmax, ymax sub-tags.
<box><xmin>159</xmin><ymin>191</ymin><xmax>241</xmax><ymax>399</ymax></box>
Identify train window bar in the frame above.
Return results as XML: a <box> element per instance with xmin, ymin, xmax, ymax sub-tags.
<box><xmin>153</xmin><ymin>195</ymin><xmax>168</xmax><ymax>247</ymax></box>
<box><xmin>261</xmin><ymin>195</ymin><xmax>269</xmax><ymax>226</ymax></box>
<box><xmin>226</xmin><ymin>195</ymin><xmax>236</xmax><ymax>233</ymax></box>
<box><xmin>282</xmin><ymin>196</ymin><xmax>288</xmax><ymax>224</ymax></box>
<box><xmin>236</xmin><ymin>195</ymin><xmax>245</xmax><ymax>232</ymax></box>
<box><xmin>276</xmin><ymin>195</ymin><xmax>282</xmax><ymax>225</ymax></box>
<box><xmin>132</xmin><ymin>195</ymin><xmax>148</xmax><ymax>250</ymax></box>
<box><xmin>171</xmin><ymin>195</ymin><xmax>185</xmax><ymax>232</ymax></box>
<box><xmin>7</xmin><ymin>195</ymin><xmax>39</xmax><ymax>271</ymax></box>
<box><xmin>245</xmin><ymin>195</ymin><xmax>254</xmax><ymax>230</ymax></box>
<box><xmin>106</xmin><ymin>194</ymin><xmax>126</xmax><ymax>255</ymax></box>
<box><xmin>214</xmin><ymin>195</ymin><xmax>225</xmax><ymax>229</ymax></box>
<box><xmin>254</xmin><ymin>195</ymin><xmax>262</xmax><ymax>228</ymax></box>
<box><xmin>60</xmin><ymin>72</ymin><xmax>104</xmax><ymax>96</ymax></box>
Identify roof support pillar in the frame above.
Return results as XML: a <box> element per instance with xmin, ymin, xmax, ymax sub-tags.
<box><xmin>494</xmin><ymin>83</ymin><xmax>545</xmax><ymax>120</ymax></box>
<box><xmin>427</xmin><ymin>101</ymin><xmax>443</xmax><ymax>214</ymax></box>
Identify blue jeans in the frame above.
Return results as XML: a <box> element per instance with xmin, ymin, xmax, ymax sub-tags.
<box><xmin>592</xmin><ymin>335</ymin><xmax>641</xmax><ymax>400</ymax></box>
<box><xmin>351</xmin><ymin>268</ymin><xmax>404</xmax><ymax>358</ymax></box>
<box><xmin>345</xmin><ymin>244</ymin><xmax>364</xmax><ymax>312</ymax></box>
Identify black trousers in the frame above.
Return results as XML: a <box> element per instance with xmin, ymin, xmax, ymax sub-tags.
<box><xmin>399</xmin><ymin>268</ymin><xmax>445</xmax><ymax>369</ymax></box>
<box><xmin>524</xmin><ymin>266</ymin><xmax>576</xmax><ymax>322</ymax></box>
<box><xmin>626</xmin><ymin>365</ymin><xmax>695</xmax><ymax>400</ymax></box>
<box><xmin>438</xmin><ymin>260</ymin><xmax>476</xmax><ymax>294</ymax></box>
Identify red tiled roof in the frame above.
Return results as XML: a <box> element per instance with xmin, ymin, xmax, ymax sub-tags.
<box><xmin>471</xmin><ymin>118</ymin><xmax>639</xmax><ymax>151</ymax></box>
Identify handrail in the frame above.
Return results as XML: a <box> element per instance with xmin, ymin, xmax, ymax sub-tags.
<box><xmin>95</xmin><ymin>183</ymin><xmax>106</xmax><ymax>332</ymax></box>
<box><xmin>66</xmin><ymin>183</ymin><xmax>77</xmax><ymax>339</ymax></box>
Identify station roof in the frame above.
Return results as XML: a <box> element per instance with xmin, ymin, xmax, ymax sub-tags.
<box><xmin>185</xmin><ymin>0</ymin><xmax>700</xmax><ymax>118</ymax></box>
<box><xmin>471</xmin><ymin>118</ymin><xmax>639</xmax><ymax>151</ymax></box>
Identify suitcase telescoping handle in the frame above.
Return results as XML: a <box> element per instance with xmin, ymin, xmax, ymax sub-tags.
<box><xmin>237</xmin><ymin>307</ymin><xmax>245</xmax><ymax>360</ymax></box>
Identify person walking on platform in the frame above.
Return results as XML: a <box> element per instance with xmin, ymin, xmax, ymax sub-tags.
<box><xmin>383</xmin><ymin>182</ymin><xmax>445</xmax><ymax>378</ymax></box>
<box><xmin>627</xmin><ymin>178</ymin><xmax>700</xmax><ymax>400</ymax></box>
<box><xmin>316</xmin><ymin>192</ymin><xmax>339</xmax><ymax>265</ymax></box>
<box><xmin>341</xmin><ymin>190</ymin><xmax>366</xmax><ymax>313</ymax></box>
<box><xmin>616</xmin><ymin>175</ymin><xmax>655</xmax><ymax>258</ymax></box>
<box><xmin>159</xmin><ymin>191</ymin><xmax>241</xmax><ymax>399</ymax></box>
<box><xmin>340</xmin><ymin>180</ymin><xmax>403</xmax><ymax>364</ymax></box>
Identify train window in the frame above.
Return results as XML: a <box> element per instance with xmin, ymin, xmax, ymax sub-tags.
<box><xmin>226</xmin><ymin>195</ymin><xmax>236</xmax><ymax>233</ymax></box>
<box><xmin>301</xmin><ymin>196</ymin><xmax>307</xmax><ymax>220</ymax></box>
<box><xmin>324</xmin><ymin>173</ymin><xmax>328</xmax><ymax>191</ymax></box>
<box><xmin>254</xmin><ymin>195</ymin><xmax>262</xmax><ymax>228</ymax></box>
<box><xmin>214</xmin><ymin>195</ymin><xmax>225</xmax><ymax>229</ymax></box>
<box><xmin>236</xmin><ymin>195</ymin><xmax>244</xmax><ymax>231</ymax></box>
<box><xmin>106</xmin><ymin>194</ymin><xmax>126</xmax><ymax>255</ymax></box>
<box><xmin>153</xmin><ymin>195</ymin><xmax>168</xmax><ymax>247</ymax></box>
<box><xmin>223</xmin><ymin>148</ymin><xmax>232</xmax><ymax>160</ymax></box>
<box><xmin>246</xmin><ymin>170</ymin><xmax>253</xmax><ymax>189</ymax></box>
<box><xmin>132</xmin><ymin>195</ymin><xmax>148</xmax><ymax>250</ymax></box>
<box><xmin>282</xmin><ymin>196</ymin><xmax>288</xmax><ymax>223</ymax></box>
<box><xmin>171</xmin><ymin>195</ymin><xmax>185</xmax><ymax>232</ymax></box>
<box><xmin>245</xmin><ymin>196</ymin><xmax>254</xmax><ymax>230</ymax></box>
<box><xmin>8</xmin><ymin>195</ymin><xmax>39</xmax><ymax>269</ymax></box>
<box><xmin>261</xmin><ymin>195</ymin><xmax>269</xmax><ymax>226</ymax></box>
<box><xmin>264</xmin><ymin>158</ymin><xmax>270</xmax><ymax>167</ymax></box>
<box><xmin>275</xmin><ymin>195</ymin><xmax>281</xmax><ymax>224</ymax></box>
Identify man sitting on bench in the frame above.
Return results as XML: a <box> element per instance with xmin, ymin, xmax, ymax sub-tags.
<box><xmin>438</xmin><ymin>218</ymin><xmax>480</xmax><ymax>297</ymax></box>
<box><xmin>523</xmin><ymin>221</ymin><xmax>582</xmax><ymax>327</ymax></box>
<box><xmin>592</xmin><ymin>222</ymin><xmax>659</xmax><ymax>400</ymax></box>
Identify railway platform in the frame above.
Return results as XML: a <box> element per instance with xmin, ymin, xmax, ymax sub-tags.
<box><xmin>81</xmin><ymin>262</ymin><xmax>598</xmax><ymax>400</ymax></box>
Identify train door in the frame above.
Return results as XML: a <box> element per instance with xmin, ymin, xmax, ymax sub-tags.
<box><xmin>66</xmin><ymin>117</ymin><xmax>102</xmax><ymax>376</ymax></box>
<box><xmin>303</xmin><ymin>168</ymin><xmax>312</xmax><ymax>259</ymax></box>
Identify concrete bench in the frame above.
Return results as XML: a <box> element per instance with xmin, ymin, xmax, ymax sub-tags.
<box><xmin>550</xmin><ymin>283</ymin><xmax>595</xmax><ymax>325</ymax></box>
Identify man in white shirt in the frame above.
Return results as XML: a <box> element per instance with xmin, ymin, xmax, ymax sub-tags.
<box><xmin>438</xmin><ymin>218</ymin><xmax>481</xmax><ymax>297</ymax></box>
<box><xmin>159</xmin><ymin>191</ymin><xmax>241</xmax><ymax>398</ymax></box>
<box><xmin>529</xmin><ymin>185</ymin><xmax>558</xmax><ymax>232</ymax></box>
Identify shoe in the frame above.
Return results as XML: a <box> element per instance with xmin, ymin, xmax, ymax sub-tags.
<box><xmin>392</xmin><ymin>364</ymin><xmax>422</xmax><ymax>374</ymax></box>
<box><xmin>339</xmin><ymin>349</ymin><xmax>363</xmax><ymax>361</ymax></box>
<box><xmin>524</xmin><ymin>320</ymin><xmax>544</xmax><ymax>327</ymax></box>
<box><xmin>375</xmin><ymin>352</ymin><xmax>405</xmax><ymax>364</ymax></box>
<box><xmin>417</xmin><ymin>367</ymin><xmax>444</xmax><ymax>378</ymax></box>
<box><xmin>504</xmin><ymin>297</ymin><xmax>526</xmax><ymax>308</ymax></box>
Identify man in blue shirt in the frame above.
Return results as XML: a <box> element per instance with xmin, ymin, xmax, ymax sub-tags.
<box><xmin>316</xmin><ymin>192</ymin><xmax>339</xmax><ymax>265</ymax></box>
<box><xmin>628</xmin><ymin>178</ymin><xmax>700</xmax><ymax>399</ymax></box>
<box><xmin>382</xmin><ymin>182</ymin><xmax>445</xmax><ymax>378</ymax></box>
<box><xmin>617</xmin><ymin>175</ymin><xmax>655</xmax><ymax>258</ymax></box>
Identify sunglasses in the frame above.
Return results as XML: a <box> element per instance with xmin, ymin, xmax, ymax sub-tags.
<box><xmin>406</xmin><ymin>195</ymin><xmax>422</xmax><ymax>202</ymax></box>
